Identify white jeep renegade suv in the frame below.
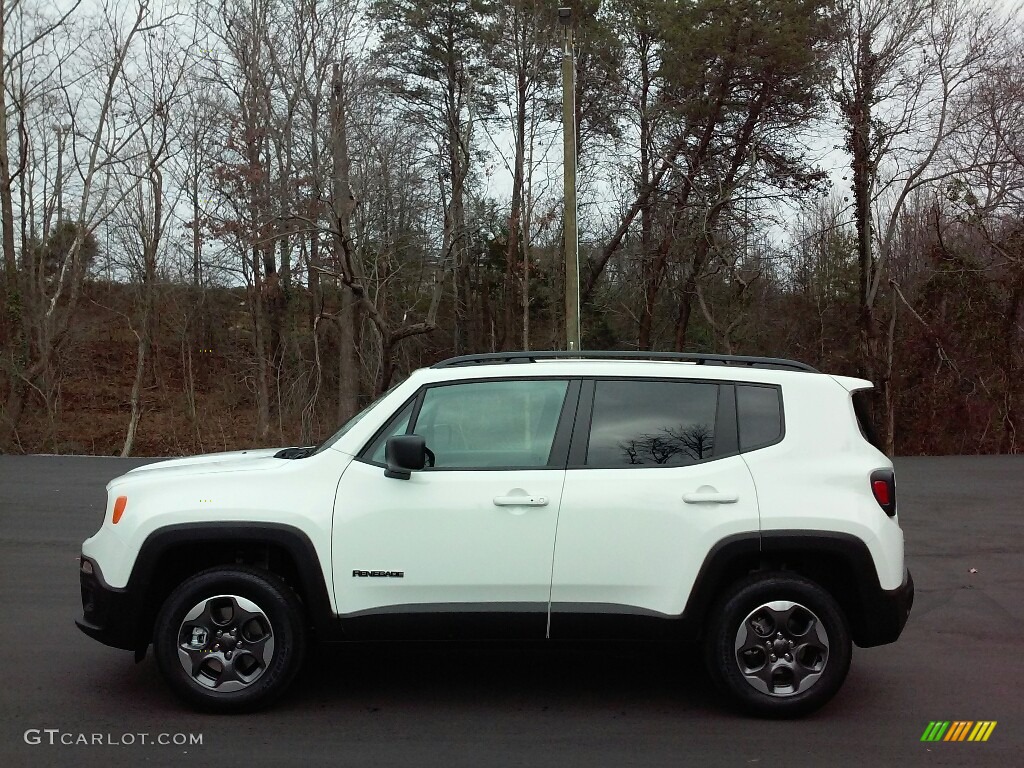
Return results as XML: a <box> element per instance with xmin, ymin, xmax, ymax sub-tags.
<box><xmin>77</xmin><ymin>351</ymin><xmax>913</xmax><ymax>716</ymax></box>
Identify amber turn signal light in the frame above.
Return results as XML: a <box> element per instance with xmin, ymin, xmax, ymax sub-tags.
<box><xmin>112</xmin><ymin>496</ymin><xmax>128</xmax><ymax>524</ymax></box>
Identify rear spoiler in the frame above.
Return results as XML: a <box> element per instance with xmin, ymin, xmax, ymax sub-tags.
<box><xmin>832</xmin><ymin>376</ymin><xmax>884</xmax><ymax>451</ymax></box>
<box><xmin>830</xmin><ymin>375</ymin><xmax>873</xmax><ymax>392</ymax></box>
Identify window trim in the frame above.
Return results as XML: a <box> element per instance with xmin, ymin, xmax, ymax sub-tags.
<box><xmin>356</xmin><ymin>377</ymin><xmax>580</xmax><ymax>471</ymax></box>
<box><xmin>716</xmin><ymin>383</ymin><xmax>740</xmax><ymax>457</ymax></box>
<box><xmin>358</xmin><ymin>396</ymin><xmax>418</xmax><ymax>465</ymax></box>
<box><xmin>735</xmin><ymin>382</ymin><xmax>786</xmax><ymax>453</ymax></box>
<box><xmin>567</xmin><ymin>377</ymin><xmax>730</xmax><ymax>470</ymax></box>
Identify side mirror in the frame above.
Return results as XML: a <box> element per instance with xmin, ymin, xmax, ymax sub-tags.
<box><xmin>384</xmin><ymin>434</ymin><xmax>427</xmax><ymax>479</ymax></box>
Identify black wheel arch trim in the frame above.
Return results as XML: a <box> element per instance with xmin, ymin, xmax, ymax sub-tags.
<box><xmin>76</xmin><ymin>522</ymin><xmax>338</xmax><ymax>653</ymax></box>
<box><xmin>78</xmin><ymin>526</ymin><xmax>911</xmax><ymax>651</ymax></box>
<box><xmin>683</xmin><ymin>530</ymin><xmax>912</xmax><ymax>648</ymax></box>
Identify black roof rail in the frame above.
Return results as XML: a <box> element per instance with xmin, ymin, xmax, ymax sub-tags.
<box><xmin>430</xmin><ymin>351</ymin><xmax>819</xmax><ymax>373</ymax></box>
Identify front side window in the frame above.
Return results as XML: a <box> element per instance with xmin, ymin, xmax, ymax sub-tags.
<box><xmin>413</xmin><ymin>379</ymin><xmax>569</xmax><ymax>469</ymax></box>
<box><xmin>586</xmin><ymin>380</ymin><xmax>719</xmax><ymax>467</ymax></box>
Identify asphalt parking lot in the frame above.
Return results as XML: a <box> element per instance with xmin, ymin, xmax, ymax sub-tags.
<box><xmin>0</xmin><ymin>454</ymin><xmax>1021</xmax><ymax>767</ymax></box>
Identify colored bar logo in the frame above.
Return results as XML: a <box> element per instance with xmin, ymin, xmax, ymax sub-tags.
<box><xmin>921</xmin><ymin>721</ymin><xmax>997</xmax><ymax>742</ymax></box>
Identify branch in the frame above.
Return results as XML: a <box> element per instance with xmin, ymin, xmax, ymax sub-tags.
<box><xmin>2</xmin><ymin>0</ymin><xmax>83</xmax><ymax>67</ymax></box>
<box><xmin>889</xmin><ymin>277</ymin><xmax>991</xmax><ymax>398</ymax></box>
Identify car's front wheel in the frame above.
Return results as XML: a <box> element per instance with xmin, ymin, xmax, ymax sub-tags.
<box><xmin>705</xmin><ymin>572</ymin><xmax>851</xmax><ymax>718</ymax></box>
<box><xmin>153</xmin><ymin>567</ymin><xmax>306</xmax><ymax>712</ymax></box>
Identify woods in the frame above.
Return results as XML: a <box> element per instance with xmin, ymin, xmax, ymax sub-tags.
<box><xmin>1</xmin><ymin>0</ymin><xmax>1022</xmax><ymax>456</ymax></box>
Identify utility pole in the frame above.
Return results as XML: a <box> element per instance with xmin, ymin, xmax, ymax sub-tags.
<box><xmin>559</xmin><ymin>7</ymin><xmax>580</xmax><ymax>351</ymax></box>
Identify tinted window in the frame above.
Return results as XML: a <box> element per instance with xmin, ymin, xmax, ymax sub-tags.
<box><xmin>586</xmin><ymin>381</ymin><xmax>719</xmax><ymax>467</ymax></box>
<box><xmin>413</xmin><ymin>379</ymin><xmax>569</xmax><ymax>469</ymax></box>
<box><xmin>737</xmin><ymin>385</ymin><xmax>782</xmax><ymax>451</ymax></box>
<box><xmin>851</xmin><ymin>390</ymin><xmax>883</xmax><ymax>450</ymax></box>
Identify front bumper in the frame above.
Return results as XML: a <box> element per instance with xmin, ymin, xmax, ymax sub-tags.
<box><xmin>854</xmin><ymin>568</ymin><xmax>914</xmax><ymax>647</ymax></box>
<box><xmin>75</xmin><ymin>557</ymin><xmax>143</xmax><ymax>652</ymax></box>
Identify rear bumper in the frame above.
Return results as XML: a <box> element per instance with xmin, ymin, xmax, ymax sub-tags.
<box><xmin>854</xmin><ymin>568</ymin><xmax>914</xmax><ymax>648</ymax></box>
<box><xmin>75</xmin><ymin>557</ymin><xmax>142</xmax><ymax>652</ymax></box>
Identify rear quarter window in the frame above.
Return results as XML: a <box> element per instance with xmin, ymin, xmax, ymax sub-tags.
<box><xmin>851</xmin><ymin>389</ymin><xmax>883</xmax><ymax>451</ymax></box>
<box><xmin>736</xmin><ymin>384</ymin><xmax>783</xmax><ymax>452</ymax></box>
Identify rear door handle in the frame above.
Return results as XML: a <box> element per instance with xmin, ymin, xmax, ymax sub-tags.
<box><xmin>682</xmin><ymin>490</ymin><xmax>739</xmax><ymax>504</ymax></box>
<box><xmin>493</xmin><ymin>495</ymin><xmax>548</xmax><ymax>507</ymax></box>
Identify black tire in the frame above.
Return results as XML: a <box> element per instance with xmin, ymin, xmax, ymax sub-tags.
<box><xmin>704</xmin><ymin>572</ymin><xmax>851</xmax><ymax>718</ymax></box>
<box><xmin>153</xmin><ymin>566</ymin><xmax>306</xmax><ymax>713</ymax></box>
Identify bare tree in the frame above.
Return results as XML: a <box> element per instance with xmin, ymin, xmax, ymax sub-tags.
<box><xmin>106</xmin><ymin>14</ymin><xmax>198</xmax><ymax>456</ymax></box>
<box><xmin>372</xmin><ymin>0</ymin><xmax>490</xmax><ymax>354</ymax></box>
<box><xmin>484</xmin><ymin>1</ymin><xmax>557</xmax><ymax>349</ymax></box>
<box><xmin>833</xmin><ymin>0</ymin><xmax>1001</xmax><ymax>420</ymax></box>
<box><xmin>1</xmin><ymin>0</ymin><xmax>163</xmax><ymax>449</ymax></box>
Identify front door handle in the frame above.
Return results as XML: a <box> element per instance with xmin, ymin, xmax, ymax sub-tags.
<box><xmin>682</xmin><ymin>488</ymin><xmax>739</xmax><ymax>504</ymax></box>
<box><xmin>493</xmin><ymin>495</ymin><xmax>548</xmax><ymax>507</ymax></box>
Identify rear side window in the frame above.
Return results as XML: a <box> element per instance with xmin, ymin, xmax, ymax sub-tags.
<box><xmin>585</xmin><ymin>380</ymin><xmax>719</xmax><ymax>467</ymax></box>
<box><xmin>736</xmin><ymin>384</ymin><xmax>783</xmax><ymax>451</ymax></box>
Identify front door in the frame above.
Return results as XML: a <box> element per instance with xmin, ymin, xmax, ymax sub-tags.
<box><xmin>332</xmin><ymin>377</ymin><xmax>577</xmax><ymax>639</ymax></box>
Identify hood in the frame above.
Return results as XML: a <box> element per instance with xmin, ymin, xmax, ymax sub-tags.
<box><xmin>121</xmin><ymin>448</ymin><xmax>286</xmax><ymax>480</ymax></box>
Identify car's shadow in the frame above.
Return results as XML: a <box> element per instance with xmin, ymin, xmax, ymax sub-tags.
<box><xmin>287</xmin><ymin>640</ymin><xmax>728</xmax><ymax>713</ymax></box>
<box><xmin>86</xmin><ymin>638</ymin><xmax>884</xmax><ymax>721</ymax></box>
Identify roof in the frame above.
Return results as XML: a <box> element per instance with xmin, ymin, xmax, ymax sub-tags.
<box><xmin>431</xmin><ymin>351</ymin><xmax>819</xmax><ymax>373</ymax></box>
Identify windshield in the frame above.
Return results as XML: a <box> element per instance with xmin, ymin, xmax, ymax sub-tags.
<box><xmin>314</xmin><ymin>383</ymin><xmax>401</xmax><ymax>454</ymax></box>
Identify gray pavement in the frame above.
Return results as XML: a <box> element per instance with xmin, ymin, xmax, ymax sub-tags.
<box><xmin>0</xmin><ymin>454</ymin><xmax>1021</xmax><ymax>767</ymax></box>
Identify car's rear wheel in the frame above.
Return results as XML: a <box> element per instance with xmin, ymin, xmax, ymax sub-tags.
<box><xmin>705</xmin><ymin>572</ymin><xmax>851</xmax><ymax>717</ymax></box>
<box><xmin>153</xmin><ymin>567</ymin><xmax>306</xmax><ymax>712</ymax></box>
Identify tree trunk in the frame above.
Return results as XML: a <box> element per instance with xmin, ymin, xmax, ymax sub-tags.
<box><xmin>0</xmin><ymin>9</ymin><xmax>24</xmax><ymax>448</ymax></box>
<box><xmin>308</xmin><ymin>100</ymin><xmax>322</xmax><ymax>334</ymax></box>
<box><xmin>998</xmin><ymin>278</ymin><xmax>1023</xmax><ymax>453</ymax></box>
<box><xmin>673</xmin><ymin>291</ymin><xmax>694</xmax><ymax>352</ymax></box>
<box><xmin>251</xmin><ymin>246</ymin><xmax>272</xmax><ymax>440</ymax></box>
<box><xmin>846</xmin><ymin>28</ymin><xmax>880</xmax><ymax>388</ymax></box>
<box><xmin>191</xmin><ymin>176</ymin><xmax>202</xmax><ymax>288</ymax></box>
<box><xmin>121</xmin><ymin>329</ymin><xmax>147</xmax><ymax>457</ymax></box>
<box><xmin>0</xmin><ymin>7</ymin><xmax>17</xmax><ymax>293</ymax></box>
<box><xmin>0</xmin><ymin>380</ymin><xmax>26</xmax><ymax>451</ymax></box>
<box><xmin>506</xmin><ymin>55</ymin><xmax>527</xmax><ymax>349</ymax></box>
<box><xmin>883</xmin><ymin>289</ymin><xmax>898</xmax><ymax>457</ymax></box>
<box><xmin>637</xmin><ymin>31</ymin><xmax>657</xmax><ymax>349</ymax></box>
<box><xmin>122</xmin><ymin>167</ymin><xmax>162</xmax><ymax>456</ymax></box>
<box><xmin>638</xmin><ymin>237</ymin><xmax>673</xmax><ymax>349</ymax></box>
<box><xmin>450</xmin><ymin>139</ymin><xmax>470</xmax><ymax>354</ymax></box>
<box><xmin>337</xmin><ymin>287</ymin><xmax>358</xmax><ymax>423</ymax></box>
<box><xmin>332</xmin><ymin>63</ymin><xmax>360</xmax><ymax>422</ymax></box>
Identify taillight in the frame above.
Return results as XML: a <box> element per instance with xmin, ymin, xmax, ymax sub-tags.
<box><xmin>870</xmin><ymin>470</ymin><xmax>896</xmax><ymax>517</ymax></box>
<box><xmin>872</xmin><ymin>480</ymin><xmax>890</xmax><ymax>505</ymax></box>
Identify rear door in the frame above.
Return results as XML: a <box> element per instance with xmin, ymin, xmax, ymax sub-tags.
<box><xmin>549</xmin><ymin>378</ymin><xmax>760</xmax><ymax>634</ymax></box>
